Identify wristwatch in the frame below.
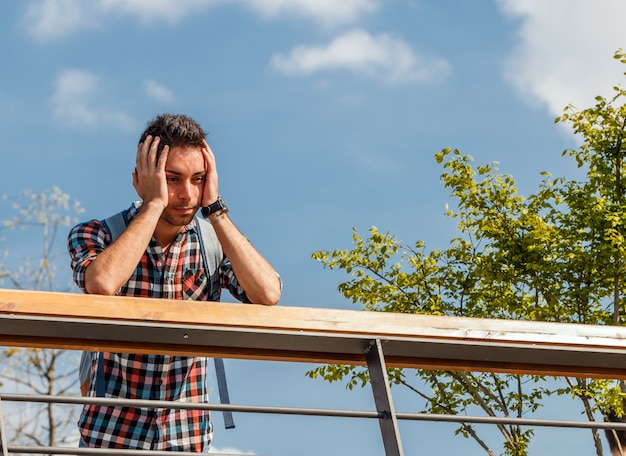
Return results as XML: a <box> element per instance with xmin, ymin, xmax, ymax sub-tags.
<box><xmin>201</xmin><ymin>196</ymin><xmax>229</xmax><ymax>218</ymax></box>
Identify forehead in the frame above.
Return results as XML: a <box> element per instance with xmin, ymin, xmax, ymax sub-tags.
<box><xmin>165</xmin><ymin>146</ymin><xmax>204</xmax><ymax>172</ymax></box>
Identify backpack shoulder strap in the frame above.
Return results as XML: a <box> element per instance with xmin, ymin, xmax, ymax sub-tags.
<box><xmin>80</xmin><ymin>211</ymin><xmax>129</xmax><ymax>397</ymax></box>
<box><xmin>195</xmin><ymin>216</ymin><xmax>235</xmax><ymax>429</ymax></box>
<box><xmin>102</xmin><ymin>211</ymin><xmax>128</xmax><ymax>243</ymax></box>
<box><xmin>195</xmin><ymin>216</ymin><xmax>223</xmax><ymax>273</ymax></box>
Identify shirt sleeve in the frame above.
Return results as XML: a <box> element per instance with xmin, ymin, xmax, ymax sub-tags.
<box><xmin>218</xmin><ymin>259</ymin><xmax>251</xmax><ymax>303</ymax></box>
<box><xmin>67</xmin><ymin>220</ymin><xmax>110</xmax><ymax>293</ymax></box>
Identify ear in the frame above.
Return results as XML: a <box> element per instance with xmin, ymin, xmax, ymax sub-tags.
<box><xmin>131</xmin><ymin>167</ymin><xmax>141</xmax><ymax>197</ymax></box>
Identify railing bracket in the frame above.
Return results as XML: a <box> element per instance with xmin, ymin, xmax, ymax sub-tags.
<box><xmin>366</xmin><ymin>338</ymin><xmax>404</xmax><ymax>456</ymax></box>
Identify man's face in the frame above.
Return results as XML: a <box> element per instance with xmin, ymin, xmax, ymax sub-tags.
<box><xmin>160</xmin><ymin>146</ymin><xmax>206</xmax><ymax>228</ymax></box>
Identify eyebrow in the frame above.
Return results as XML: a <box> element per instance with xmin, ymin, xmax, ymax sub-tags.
<box><xmin>165</xmin><ymin>169</ymin><xmax>207</xmax><ymax>176</ymax></box>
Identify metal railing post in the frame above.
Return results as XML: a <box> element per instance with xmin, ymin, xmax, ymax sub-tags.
<box><xmin>366</xmin><ymin>339</ymin><xmax>404</xmax><ymax>456</ymax></box>
<box><xmin>0</xmin><ymin>396</ymin><xmax>9</xmax><ymax>456</ymax></box>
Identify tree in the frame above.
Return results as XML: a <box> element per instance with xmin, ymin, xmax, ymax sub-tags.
<box><xmin>309</xmin><ymin>50</ymin><xmax>626</xmax><ymax>456</ymax></box>
<box><xmin>0</xmin><ymin>187</ymin><xmax>84</xmax><ymax>451</ymax></box>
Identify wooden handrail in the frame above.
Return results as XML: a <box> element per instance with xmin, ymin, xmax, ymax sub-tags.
<box><xmin>1</xmin><ymin>288</ymin><xmax>626</xmax><ymax>378</ymax></box>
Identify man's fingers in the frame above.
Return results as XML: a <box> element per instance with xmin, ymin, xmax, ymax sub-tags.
<box><xmin>202</xmin><ymin>140</ymin><xmax>215</xmax><ymax>161</ymax></box>
<box><xmin>201</xmin><ymin>141</ymin><xmax>216</xmax><ymax>172</ymax></box>
<box><xmin>137</xmin><ymin>135</ymin><xmax>166</xmax><ymax>171</ymax></box>
<box><xmin>136</xmin><ymin>138</ymin><xmax>147</xmax><ymax>168</ymax></box>
<box><xmin>137</xmin><ymin>135</ymin><xmax>155</xmax><ymax>167</ymax></box>
<box><xmin>199</xmin><ymin>140</ymin><xmax>219</xmax><ymax>206</ymax></box>
<box><xmin>147</xmin><ymin>136</ymin><xmax>161</xmax><ymax>166</ymax></box>
<box><xmin>157</xmin><ymin>145</ymin><xmax>169</xmax><ymax>171</ymax></box>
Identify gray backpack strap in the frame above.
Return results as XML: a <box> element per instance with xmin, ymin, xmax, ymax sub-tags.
<box><xmin>195</xmin><ymin>217</ymin><xmax>234</xmax><ymax>429</ymax></box>
<box><xmin>79</xmin><ymin>211</ymin><xmax>129</xmax><ymax>397</ymax></box>
<box><xmin>102</xmin><ymin>211</ymin><xmax>128</xmax><ymax>243</ymax></box>
<box><xmin>213</xmin><ymin>358</ymin><xmax>234</xmax><ymax>429</ymax></box>
<box><xmin>195</xmin><ymin>216</ymin><xmax>223</xmax><ymax>298</ymax></box>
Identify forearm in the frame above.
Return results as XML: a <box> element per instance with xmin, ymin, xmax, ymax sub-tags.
<box><xmin>209</xmin><ymin>212</ymin><xmax>281</xmax><ymax>305</ymax></box>
<box><xmin>84</xmin><ymin>202</ymin><xmax>163</xmax><ymax>295</ymax></box>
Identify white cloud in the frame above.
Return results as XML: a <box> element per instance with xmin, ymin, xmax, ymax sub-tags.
<box><xmin>144</xmin><ymin>80</ymin><xmax>175</xmax><ymax>104</ymax></box>
<box><xmin>240</xmin><ymin>0</ymin><xmax>378</xmax><ymax>27</ymax></box>
<box><xmin>50</xmin><ymin>69</ymin><xmax>136</xmax><ymax>131</ymax></box>
<box><xmin>23</xmin><ymin>0</ymin><xmax>98</xmax><ymax>42</ymax></box>
<box><xmin>99</xmin><ymin>0</ymin><xmax>220</xmax><ymax>25</ymax></box>
<box><xmin>23</xmin><ymin>0</ymin><xmax>377</xmax><ymax>41</ymax></box>
<box><xmin>497</xmin><ymin>0</ymin><xmax>626</xmax><ymax>115</ymax></box>
<box><xmin>23</xmin><ymin>0</ymin><xmax>216</xmax><ymax>41</ymax></box>
<box><xmin>270</xmin><ymin>29</ymin><xmax>451</xmax><ymax>84</ymax></box>
<box><xmin>50</xmin><ymin>69</ymin><xmax>99</xmax><ymax>126</ymax></box>
<box><xmin>208</xmin><ymin>446</ymin><xmax>256</xmax><ymax>454</ymax></box>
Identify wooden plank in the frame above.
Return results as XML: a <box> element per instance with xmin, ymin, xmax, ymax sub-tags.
<box><xmin>2</xmin><ymin>289</ymin><xmax>626</xmax><ymax>378</ymax></box>
<box><xmin>1</xmin><ymin>288</ymin><xmax>625</xmax><ymax>345</ymax></box>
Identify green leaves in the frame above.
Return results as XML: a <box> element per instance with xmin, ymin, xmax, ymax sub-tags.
<box><xmin>311</xmin><ymin>50</ymin><xmax>626</xmax><ymax>456</ymax></box>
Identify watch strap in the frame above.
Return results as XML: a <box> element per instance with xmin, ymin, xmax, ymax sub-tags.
<box><xmin>201</xmin><ymin>196</ymin><xmax>229</xmax><ymax>218</ymax></box>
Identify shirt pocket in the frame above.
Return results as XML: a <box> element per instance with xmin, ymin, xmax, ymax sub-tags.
<box><xmin>183</xmin><ymin>268</ymin><xmax>209</xmax><ymax>301</ymax></box>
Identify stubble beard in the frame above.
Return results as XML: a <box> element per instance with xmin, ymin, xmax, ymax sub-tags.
<box><xmin>160</xmin><ymin>205</ymin><xmax>199</xmax><ymax>229</ymax></box>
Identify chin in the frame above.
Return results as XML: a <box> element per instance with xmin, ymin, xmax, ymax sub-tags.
<box><xmin>162</xmin><ymin>212</ymin><xmax>197</xmax><ymax>228</ymax></box>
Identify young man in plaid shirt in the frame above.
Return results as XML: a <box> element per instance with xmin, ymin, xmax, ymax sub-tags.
<box><xmin>68</xmin><ymin>114</ymin><xmax>281</xmax><ymax>451</ymax></box>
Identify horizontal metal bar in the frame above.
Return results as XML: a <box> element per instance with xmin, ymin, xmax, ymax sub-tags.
<box><xmin>395</xmin><ymin>412</ymin><xmax>626</xmax><ymax>431</ymax></box>
<box><xmin>0</xmin><ymin>393</ymin><xmax>382</xmax><ymax>419</ymax></box>
<box><xmin>5</xmin><ymin>393</ymin><xmax>626</xmax><ymax>432</ymax></box>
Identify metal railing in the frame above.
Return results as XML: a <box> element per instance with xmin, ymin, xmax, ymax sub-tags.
<box><xmin>2</xmin><ymin>288</ymin><xmax>626</xmax><ymax>455</ymax></box>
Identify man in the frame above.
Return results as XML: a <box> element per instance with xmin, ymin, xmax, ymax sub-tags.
<box><xmin>68</xmin><ymin>113</ymin><xmax>281</xmax><ymax>451</ymax></box>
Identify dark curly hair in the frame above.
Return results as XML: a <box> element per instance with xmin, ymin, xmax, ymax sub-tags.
<box><xmin>138</xmin><ymin>114</ymin><xmax>207</xmax><ymax>155</ymax></box>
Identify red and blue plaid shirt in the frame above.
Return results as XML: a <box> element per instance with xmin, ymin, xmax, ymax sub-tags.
<box><xmin>67</xmin><ymin>202</ymin><xmax>249</xmax><ymax>451</ymax></box>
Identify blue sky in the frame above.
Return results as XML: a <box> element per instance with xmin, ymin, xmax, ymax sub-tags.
<box><xmin>2</xmin><ymin>0</ymin><xmax>626</xmax><ymax>454</ymax></box>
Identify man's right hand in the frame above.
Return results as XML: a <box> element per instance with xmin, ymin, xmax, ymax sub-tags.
<box><xmin>132</xmin><ymin>135</ymin><xmax>169</xmax><ymax>210</ymax></box>
<box><xmin>84</xmin><ymin>136</ymin><xmax>172</xmax><ymax>295</ymax></box>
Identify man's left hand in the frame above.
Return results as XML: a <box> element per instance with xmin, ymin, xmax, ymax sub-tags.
<box><xmin>201</xmin><ymin>139</ymin><xmax>219</xmax><ymax>206</ymax></box>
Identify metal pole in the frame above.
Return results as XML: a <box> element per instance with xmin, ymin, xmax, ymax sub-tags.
<box><xmin>366</xmin><ymin>339</ymin><xmax>404</xmax><ymax>456</ymax></box>
<box><xmin>0</xmin><ymin>396</ymin><xmax>9</xmax><ymax>456</ymax></box>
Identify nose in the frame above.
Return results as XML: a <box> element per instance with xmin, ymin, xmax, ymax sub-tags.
<box><xmin>178</xmin><ymin>181</ymin><xmax>193</xmax><ymax>201</ymax></box>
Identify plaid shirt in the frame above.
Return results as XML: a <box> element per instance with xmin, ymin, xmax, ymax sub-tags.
<box><xmin>68</xmin><ymin>202</ymin><xmax>249</xmax><ymax>451</ymax></box>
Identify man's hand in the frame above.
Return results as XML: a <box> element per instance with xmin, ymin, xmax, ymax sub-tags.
<box><xmin>132</xmin><ymin>135</ymin><xmax>169</xmax><ymax>210</ymax></box>
<box><xmin>201</xmin><ymin>139</ymin><xmax>219</xmax><ymax>206</ymax></box>
<box><xmin>87</xmin><ymin>136</ymin><xmax>171</xmax><ymax>295</ymax></box>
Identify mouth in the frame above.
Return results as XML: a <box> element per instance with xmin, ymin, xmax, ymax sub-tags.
<box><xmin>174</xmin><ymin>207</ymin><xmax>195</xmax><ymax>216</ymax></box>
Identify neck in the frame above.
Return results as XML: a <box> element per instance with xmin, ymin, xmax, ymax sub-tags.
<box><xmin>154</xmin><ymin>221</ymin><xmax>183</xmax><ymax>250</ymax></box>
